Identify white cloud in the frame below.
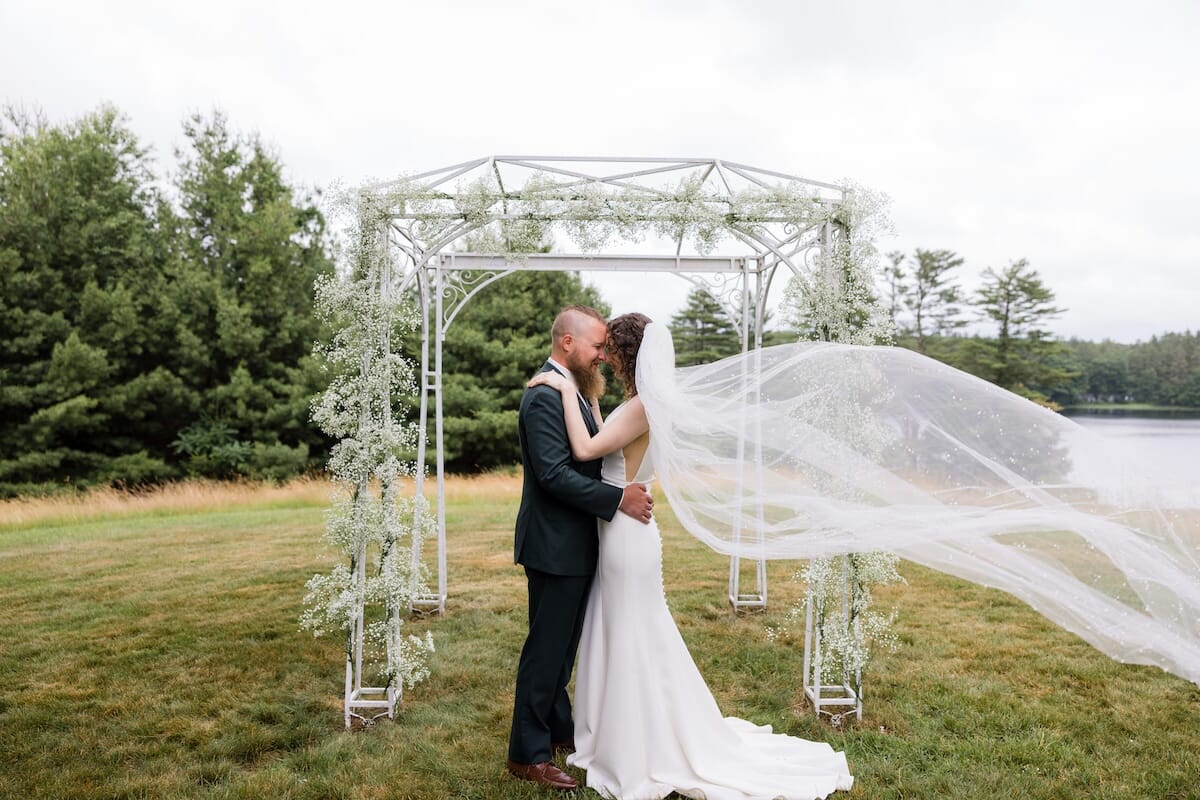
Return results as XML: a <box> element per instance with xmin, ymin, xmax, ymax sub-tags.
<box><xmin>2</xmin><ymin>0</ymin><xmax>1197</xmax><ymax>341</ymax></box>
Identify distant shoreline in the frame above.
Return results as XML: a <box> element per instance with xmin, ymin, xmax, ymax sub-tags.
<box><xmin>1064</xmin><ymin>403</ymin><xmax>1200</xmax><ymax>414</ymax></box>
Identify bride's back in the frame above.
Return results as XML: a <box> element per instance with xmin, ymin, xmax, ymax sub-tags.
<box><xmin>600</xmin><ymin>403</ymin><xmax>653</xmax><ymax>487</ymax></box>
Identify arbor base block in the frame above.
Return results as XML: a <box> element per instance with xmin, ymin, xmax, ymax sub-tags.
<box><xmin>411</xmin><ymin>592</ymin><xmax>446</xmax><ymax>614</ymax></box>
<box><xmin>345</xmin><ymin>686</ymin><xmax>398</xmax><ymax>729</ymax></box>
<box><xmin>728</xmin><ymin>593</ymin><xmax>767</xmax><ymax>611</ymax></box>
<box><xmin>802</xmin><ymin>684</ymin><xmax>862</xmax><ymax>723</ymax></box>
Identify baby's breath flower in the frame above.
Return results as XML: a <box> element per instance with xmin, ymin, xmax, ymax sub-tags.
<box><xmin>302</xmin><ymin>192</ymin><xmax>434</xmax><ymax>697</ymax></box>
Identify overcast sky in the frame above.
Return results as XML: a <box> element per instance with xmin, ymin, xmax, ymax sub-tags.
<box><xmin>3</xmin><ymin>0</ymin><xmax>1197</xmax><ymax>342</ymax></box>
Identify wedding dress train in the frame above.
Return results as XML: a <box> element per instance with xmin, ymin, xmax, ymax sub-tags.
<box><xmin>567</xmin><ymin>404</ymin><xmax>853</xmax><ymax>800</ymax></box>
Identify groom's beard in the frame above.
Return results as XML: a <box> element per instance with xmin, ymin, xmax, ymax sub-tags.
<box><xmin>569</xmin><ymin>364</ymin><xmax>606</xmax><ymax>401</ymax></box>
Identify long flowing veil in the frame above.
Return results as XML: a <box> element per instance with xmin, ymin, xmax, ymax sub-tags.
<box><xmin>635</xmin><ymin>323</ymin><xmax>1200</xmax><ymax>684</ymax></box>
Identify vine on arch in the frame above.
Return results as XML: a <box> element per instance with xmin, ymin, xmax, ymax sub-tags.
<box><xmin>301</xmin><ymin>193</ymin><xmax>435</xmax><ymax>719</ymax></box>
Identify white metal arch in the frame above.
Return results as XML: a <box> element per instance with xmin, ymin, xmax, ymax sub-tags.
<box><xmin>368</xmin><ymin>156</ymin><xmax>848</xmax><ymax>614</ymax></box>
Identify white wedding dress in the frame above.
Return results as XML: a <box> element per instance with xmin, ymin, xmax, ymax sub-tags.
<box><xmin>567</xmin><ymin>403</ymin><xmax>854</xmax><ymax>800</ymax></box>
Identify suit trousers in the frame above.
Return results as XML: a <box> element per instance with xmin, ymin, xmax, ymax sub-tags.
<box><xmin>508</xmin><ymin>566</ymin><xmax>592</xmax><ymax>764</ymax></box>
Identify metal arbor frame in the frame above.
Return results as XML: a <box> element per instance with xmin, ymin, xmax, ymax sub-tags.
<box><xmin>369</xmin><ymin>156</ymin><xmax>847</xmax><ymax>614</ymax></box>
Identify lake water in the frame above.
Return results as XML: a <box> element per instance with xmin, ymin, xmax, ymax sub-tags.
<box><xmin>1064</xmin><ymin>412</ymin><xmax>1200</xmax><ymax>505</ymax></box>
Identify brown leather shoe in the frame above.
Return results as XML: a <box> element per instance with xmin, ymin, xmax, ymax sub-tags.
<box><xmin>506</xmin><ymin>760</ymin><xmax>578</xmax><ymax>790</ymax></box>
<box><xmin>551</xmin><ymin>739</ymin><xmax>575</xmax><ymax>754</ymax></box>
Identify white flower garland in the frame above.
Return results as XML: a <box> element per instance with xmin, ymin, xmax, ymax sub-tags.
<box><xmin>300</xmin><ymin>196</ymin><xmax>434</xmax><ymax>696</ymax></box>
<box><xmin>361</xmin><ymin>171</ymin><xmax>864</xmax><ymax>257</ymax></box>
<box><xmin>783</xmin><ymin>184</ymin><xmax>894</xmax><ymax>345</ymax></box>
<box><xmin>774</xmin><ymin>190</ymin><xmax>905</xmax><ymax>719</ymax></box>
<box><xmin>769</xmin><ymin>553</ymin><xmax>904</xmax><ymax>684</ymax></box>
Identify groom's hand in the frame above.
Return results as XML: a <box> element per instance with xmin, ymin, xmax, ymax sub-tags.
<box><xmin>619</xmin><ymin>483</ymin><xmax>653</xmax><ymax>524</ymax></box>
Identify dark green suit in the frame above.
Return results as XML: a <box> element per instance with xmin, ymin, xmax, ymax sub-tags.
<box><xmin>508</xmin><ymin>362</ymin><xmax>623</xmax><ymax>765</ymax></box>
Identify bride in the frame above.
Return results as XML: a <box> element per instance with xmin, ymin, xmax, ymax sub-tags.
<box><xmin>528</xmin><ymin>312</ymin><xmax>854</xmax><ymax>800</ymax></box>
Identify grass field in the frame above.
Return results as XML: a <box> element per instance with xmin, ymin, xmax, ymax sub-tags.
<box><xmin>1</xmin><ymin>476</ymin><xmax>1197</xmax><ymax>799</ymax></box>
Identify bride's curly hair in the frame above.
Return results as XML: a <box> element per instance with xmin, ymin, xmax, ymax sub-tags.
<box><xmin>606</xmin><ymin>312</ymin><xmax>652</xmax><ymax>398</ymax></box>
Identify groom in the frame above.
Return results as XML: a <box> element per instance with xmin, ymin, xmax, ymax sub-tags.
<box><xmin>506</xmin><ymin>305</ymin><xmax>653</xmax><ymax>791</ymax></box>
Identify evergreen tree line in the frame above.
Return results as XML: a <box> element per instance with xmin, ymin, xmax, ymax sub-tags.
<box><xmin>1055</xmin><ymin>333</ymin><xmax>1200</xmax><ymax>408</ymax></box>
<box><xmin>0</xmin><ymin>105</ymin><xmax>331</xmax><ymax>496</ymax></box>
<box><xmin>4</xmin><ymin>106</ymin><xmax>1195</xmax><ymax>491</ymax></box>
<box><xmin>880</xmin><ymin>249</ymin><xmax>1200</xmax><ymax>409</ymax></box>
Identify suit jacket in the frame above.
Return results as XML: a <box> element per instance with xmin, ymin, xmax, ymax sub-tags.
<box><xmin>514</xmin><ymin>362</ymin><xmax>623</xmax><ymax>576</ymax></box>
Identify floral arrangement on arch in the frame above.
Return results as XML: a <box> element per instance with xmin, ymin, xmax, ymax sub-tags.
<box><xmin>300</xmin><ymin>194</ymin><xmax>434</xmax><ymax>698</ymax></box>
<box><xmin>364</xmin><ymin>171</ymin><xmax>886</xmax><ymax>260</ymax></box>
<box><xmin>772</xmin><ymin>212</ymin><xmax>906</xmax><ymax>721</ymax></box>
<box><xmin>769</xmin><ymin>552</ymin><xmax>904</xmax><ymax>714</ymax></box>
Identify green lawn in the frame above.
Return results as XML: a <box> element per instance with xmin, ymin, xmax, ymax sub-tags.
<box><xmin>1</xmin><ymin>479</ymin><xmax>1197</xmax><ymax>799</ymax></box>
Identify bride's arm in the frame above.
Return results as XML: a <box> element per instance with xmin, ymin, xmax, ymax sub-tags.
<box><xmin>569</xmin><ymin>397</ymin><xmax>646</xmax><ymax>460</ymax></box>
<box><xmin>528</xmin><ymin>374</ymin><xmax>648</xmax><ymax>460</ymax></box>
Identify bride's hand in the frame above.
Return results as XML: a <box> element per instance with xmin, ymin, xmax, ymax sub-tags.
<box><xmin>527</xmin><ymin>372</ymin><xmax>573</xmax><ymax>392</ymax></box>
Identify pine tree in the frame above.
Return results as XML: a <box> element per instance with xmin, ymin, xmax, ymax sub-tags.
<box><xmin>967</xmin><ymin>259</ymin><xmax>1073</xmax><ymax>406</ymax></box>
<box><xmin>669</xmin><ymin>288</ymin><xmax>742</xmax><ymax>366</ymax></box>
<box><xmin>171</xmin><ymin>111</ymin><xmax>333</xmax><ymax>477</ymax></box>
<box><xmin>898</xmin><ymin>248</ymin><xmax>966</xmax><ymax>354</ymax></box>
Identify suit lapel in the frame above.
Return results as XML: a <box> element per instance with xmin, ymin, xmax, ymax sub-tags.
<box><xmin>578</xmin><ymin>395</ymin><xmax>598</xmax><ymax>434</ymax></box>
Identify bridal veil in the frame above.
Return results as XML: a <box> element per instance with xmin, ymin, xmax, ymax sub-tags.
<box><xmin>635</xmin><ymin>322</ymin><xmax>1200</xmax><ymax>685</ymax></box>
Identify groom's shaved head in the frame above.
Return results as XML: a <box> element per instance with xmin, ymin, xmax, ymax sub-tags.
<box><xmin>551</xmin><ymin>305</ymin><xmax>606</xmax><ymax>344</ymax></box>
<box><xmin>550</xmin><ymin>305</ymin><xmax>609</xmax><ymax>399</ymax></box>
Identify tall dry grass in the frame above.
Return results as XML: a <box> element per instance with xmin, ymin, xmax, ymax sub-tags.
<box><xmin>0</xmin><ymin>476</ymin><xmax>333</xmax><ymax>529</ymax></box>
<box><xmin>0</xmin><ymin>471</ymin><xmax>524</xmax><ymax>530</ymax></box>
